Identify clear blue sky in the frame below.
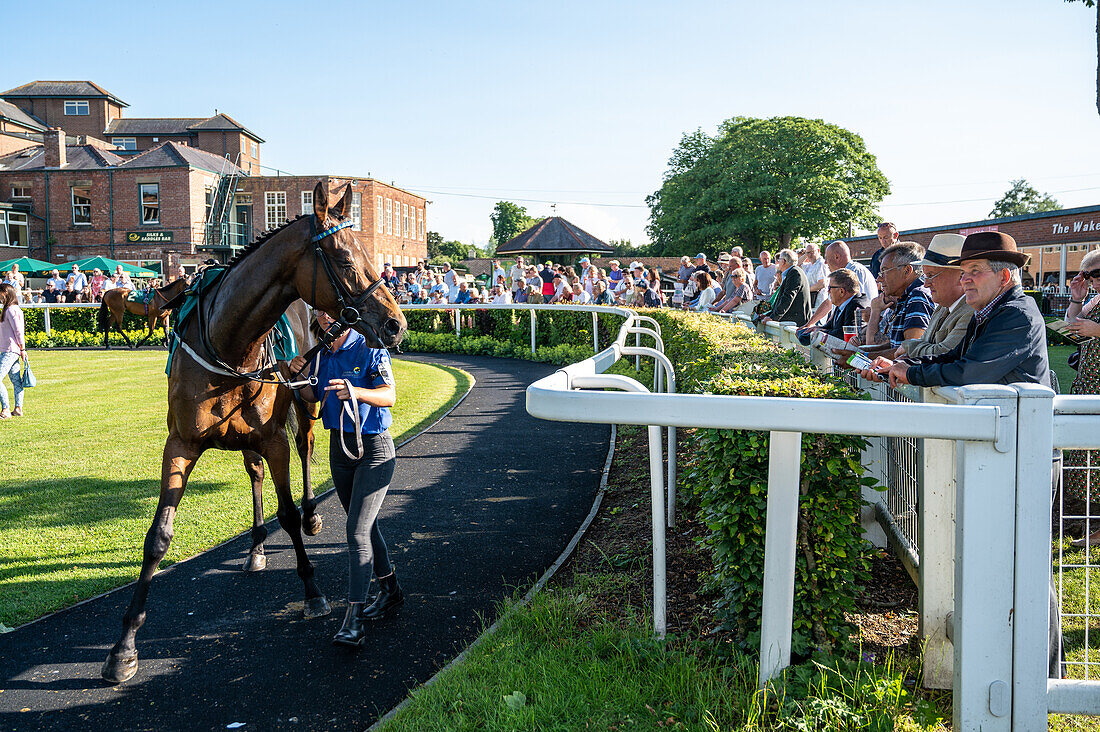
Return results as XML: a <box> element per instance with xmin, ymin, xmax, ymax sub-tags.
<box><xmin>6</xmin><ymin>0</ymin><xmax>1100</xmax><ymax>247</ymax></box>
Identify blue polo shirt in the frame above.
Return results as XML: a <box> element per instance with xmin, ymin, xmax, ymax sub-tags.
<box><xmin>312</xmin><ymin>329</ymin><xmax>394</xmax><ymax>434</ymax></box>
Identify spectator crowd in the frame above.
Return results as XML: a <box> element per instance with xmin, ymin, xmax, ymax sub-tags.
<box><xmin>2</xmin><ymin>263</ymin><xmax>149</xmax><ymax>305</ymax></box>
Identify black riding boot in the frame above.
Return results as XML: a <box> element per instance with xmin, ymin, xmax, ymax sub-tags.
<box><xmin>360</xmin><ymin>572</ymin><xmax>404</xmax><ymax>621</ymax></box>
<box><xmin>333</xmin><ymin>601</ymin><xmax>367</xmax><ymax>647</ymax></box>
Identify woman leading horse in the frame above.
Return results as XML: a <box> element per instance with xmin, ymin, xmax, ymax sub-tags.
<box><xmin>101</xmin><ymin>182</ymin><xmax>406</xmax><ymax>683</ymax></box>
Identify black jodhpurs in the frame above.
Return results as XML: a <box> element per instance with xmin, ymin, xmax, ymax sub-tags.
<box><xmin>329</xmin><ymin>430</ymin><xmax>396</xmax><ymax>602</ymax></box>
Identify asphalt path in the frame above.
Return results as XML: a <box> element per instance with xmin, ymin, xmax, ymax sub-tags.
<box><xmin>0</xmin><ymin>354</ymin><xmax>608</xmax><ymax>732</ymax></box>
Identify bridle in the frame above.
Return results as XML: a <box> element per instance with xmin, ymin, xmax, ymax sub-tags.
<box><xmin>179</xmin><ymin>215</ymin><xmax>393</xmax><ymax>387</ymax></box>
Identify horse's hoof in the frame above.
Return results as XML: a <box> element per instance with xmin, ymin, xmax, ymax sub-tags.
<box><xmin>243</xmin><ymin>553</ymin><xmax>267</xmax><ymax>572</ymax></box>
<box><xmin>303</xmin><ymin>596</ymin><xmax>331</xmax><ymax>619</ymax></box>
<box><xmin>101</xmin><ymin>652</ymin><xmax>138</xmax><ymax>684</ymax></box>
<box><xmin>303</xmin><ymin>514</ymin><xmax>323</xmax><ymax>536</ymax></box>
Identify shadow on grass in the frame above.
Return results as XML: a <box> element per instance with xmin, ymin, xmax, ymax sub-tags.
<box><xmin>0</xmin><ymin>477</ymin><xmax>240</xmax><ymax>529</ymax></box>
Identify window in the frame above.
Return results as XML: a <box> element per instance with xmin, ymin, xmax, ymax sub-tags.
<box><xmin>402</xmin><ymin>203</ymin><xmax>409</xmax><ymax>238</ymax></box>
<box><xmin>140</xmin><ymin>183</ymin><xmax>160</xmax><ymax>224</ymax></box>
<box><xmin>11</xmin><ymin>185</ymin><xmax>30</xmax><ymax>198</ymax></box>
<box><xmin>71</xmin><ymin>186</ymin><xmax>91</xmax><ymax>224</ymax></box>
<box><xmin>385</xmin><ymin>198</ymin><xmax>392</xmax><ymax>235</ymax></box>
<box><xmin>376</xmin><ymin>195</ymin><xmax>384</xmax><ymax>233</ymax></box>
<box><xmin>351</xmin><ymin>192</ymin><xmax>362</xmax><ymax>231</ymax></box>
<box><xmin>418</xmin><ymin>208</ymin><xmax>424</xmax><ymax>239</ymax></box>
<box><xmin>301</xmin><ymin>190</ymin><xmax>313</xmax><ymax>216</ymax></box>
<box><xmin>205</xmin><ymin>186</ymin><xmax>214</xmax><ymax>223</ymax></box>
<box><xmin>377</xmin><ymin>253</ymin><xmax>384</xmax><ymax>271</ymax></box>
<box><xmin>64</xmin><ymin>100</ymin><xmax>89</xmax><ymax>115</ymax></box>
<box><xmin>2</xmin><ymin>211</ymin><xmax>29</xmax><ymax>247</ymax></box>
<box><xmin>265</xmin><ymin>191</ymin><xmax>287</xmax><ymax>230</ymax></box>
<box><xmin>112</xmin><ymin>137</ymin><xmax>137</xmax><ymax>151</ymax></box>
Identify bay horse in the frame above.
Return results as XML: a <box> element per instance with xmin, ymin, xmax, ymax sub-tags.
<box><xmin>98</xmin><ymin>277</ymin><xmax>190</xmax><ymax>348</ymax></box>
<box><xmin>101</xmin><ymin>182</ymin><xmax>406</xmax><ymax>683</ymax></box>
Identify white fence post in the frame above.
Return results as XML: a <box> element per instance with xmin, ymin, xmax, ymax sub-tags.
<box><xmin>759</xmin><ymin>430</ymin><xmax>802</xmax><ymax>688</ymax></box>
<box><xmin>592</xmin><ymin>311</ymin><xmax>599</xmax><ymax>353</ymax></box>
<box><xmin>953</xmin><ymin>386</ymin><xmax>1018</xmax><ymax>732</ymax></box>
<box><xmin>44</xmin><ymin>306</ymin><xmax>52</xmax><ymax>335</ymax></box>
<box><xmin>530</xmin><ymin>309</ymin><xmax>536</xmax><ymax>354</ymax></box>
<box><xmin>1012</xmin><ymin>383</ymin><xmax>1056</xmax><ymax>730</ymax></box>
<box><xmin>920</xmin><ymin>390</ymin><xmax>957</xmax><ymax>690</ymax></box>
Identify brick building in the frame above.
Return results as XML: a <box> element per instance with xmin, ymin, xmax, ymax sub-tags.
<box><xmin>231</xmin><ymin>176</ymin><xmax>427</xmax><ymax>271</ymax></box>
<box><xmin>0</xmin><ymin>80</ymin><xmax>427</xmax><ymax>275</ymax></box>
<box><xmin>843</xmin><ymin>205</ymin><xmax>1100</xmax><ymax>288</ymax></box>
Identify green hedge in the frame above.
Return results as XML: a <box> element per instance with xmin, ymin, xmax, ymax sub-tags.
<box><xmin>24</xmin><ymin>305</ymin><xmax>151</xmax><ymax>335</ymax></box>
<box><xmin>27</xmin><ymin>329</ymin><xmax>154</xmax><ymax>348</ymax></box>
<box><xmin>614</xmin><ymin>311</ymin><xmax>875</xmax><ymax>656</ymax></box>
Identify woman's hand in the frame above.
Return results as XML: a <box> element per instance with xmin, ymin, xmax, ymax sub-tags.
<box><xmin>325</xmin><ymin>379</ymin><xmax>354</xmax><ymax>401</ymax></box>
<box><xmin>289</xmin><ymin>356</ymin><xmax>308</xmax><ymax>376</ymax></box>
<box><xmin>1066</xmin><ymin>318</ymin><xmax>1100</xmax><ymax>339</ymax></box>
<box><xmin>1071</xmin><ymin>273</ymin><xmax>1089</xmax><ymax>301</ymax></box>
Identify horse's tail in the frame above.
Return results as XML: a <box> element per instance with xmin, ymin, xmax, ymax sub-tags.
<box><xmin>97</xmin><ymin>298</ymin><xmax>111</xmax><ymax>333</ymax></box>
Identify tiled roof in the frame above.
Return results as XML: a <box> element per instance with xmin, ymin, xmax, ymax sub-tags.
<box><xmin>0</xmin><ymin>81</ymin><xmax>128</xmax><ymax>107</ymax></box>
<box><xmin>105</xmin><ymin>118</ymin><xmax>205</xmax><ymax>135</ymax></box>
<box><xmin>495</xmin><ymin>216</ymin><xmax>614</xmax><ymax>255</ymax></box>
<box><xmin>0</xmin><ymin>144</ymin><xmax>124</xmax><ymax>171</ymax></box>
<box><xmin>0</xmin><ymin>99</ymin><xmax>45</xmax><ymax>131</ymax></box>
<box><xmin>187</xmin><ymin>113</ymin><xmax>264</xmax><ymax>142</ymax></box>
<box><xmin>120</xmin><ymin>141</ymin><xmax>243</xmax><ymax>174</ymax></box>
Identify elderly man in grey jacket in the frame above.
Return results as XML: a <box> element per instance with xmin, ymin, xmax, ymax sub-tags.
<box><xmin>893</xmin><ymin>234</ymin><xmax>974</xmax><ymax>359</ymax></box>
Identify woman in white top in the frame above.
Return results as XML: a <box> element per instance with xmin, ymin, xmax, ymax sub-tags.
<box><xmin>0</xmin><ymin>283</ymin><xmax>26</xmax><ymax>418</ymax></box>
<box><xmin>490</xmin><ymin>286</ymin><xmax>512</xmax><ymax>304</ymax></box>
<box><xmin>687</xmin><ymin>271</ymin><xmax>716</xmax><ymax>311</ymax></box>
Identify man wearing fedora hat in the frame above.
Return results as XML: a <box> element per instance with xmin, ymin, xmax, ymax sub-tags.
<box><xmin>878</xmin><ymin>231</ymin><xmax>1049</xmax><ymax>389</ymax></box>
<box><xmin>893</xmin><ymin>233</ymin><xmax>974</xmax><ymax>359</ymax></box>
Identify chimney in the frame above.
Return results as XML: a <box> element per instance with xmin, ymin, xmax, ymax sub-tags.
<box><xmin>44</xmin><ymin>128</ymin><xmax>66</xmax><ymax>168</ymax></box>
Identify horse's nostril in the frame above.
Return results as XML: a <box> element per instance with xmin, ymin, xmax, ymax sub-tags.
<box><xmin>385</xmin><ymin>318</ymin><xmax>403</xmax><ymax>336</ymax></box>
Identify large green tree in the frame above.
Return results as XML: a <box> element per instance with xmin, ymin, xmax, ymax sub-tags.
<box><xmin>490</xmin><ymin>201</ymin><xmax>538</xmax><ymax>248</ymax></box>
<box><xmin>988</xmin><ymin>179</ymin><xmax>1061</xmax><ymax>219</ymax></box>
<box><xmin>646</xmin><ymin>116</ymin><xmax>890</xmax><ymax>257</ymax></box>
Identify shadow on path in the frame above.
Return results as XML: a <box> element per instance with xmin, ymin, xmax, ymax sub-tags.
<box><xmin>0</xmin><ymin>354</ymin><xmax>608</xmax><ymax>732</ymax></box>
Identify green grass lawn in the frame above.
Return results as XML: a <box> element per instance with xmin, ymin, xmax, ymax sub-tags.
<box><xmin>1051</xmin><ymin>344</ymin><xmax>1076</xmax><ymax>394</ymax></box>
<box><xmin>0</xmin><ymin>350</ymin><xmax>471</xmax><ymax>628</ymax></box>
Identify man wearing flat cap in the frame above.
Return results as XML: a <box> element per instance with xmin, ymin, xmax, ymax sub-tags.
<box><xmin>879</xmin><ymin>231</ymin><xmax>1049</xmax><ymax>389</ymax></box>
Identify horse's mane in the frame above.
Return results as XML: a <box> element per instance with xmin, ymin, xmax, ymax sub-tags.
<box><xmin>225</xmin><ymin>214</ymin><xmax>309</xmax><ymax>270</ymax></box>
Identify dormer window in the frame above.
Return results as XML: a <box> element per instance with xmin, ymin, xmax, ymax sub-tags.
<box><xmin>64</xmin><ymin>100</ymin><xmax>90</xmax><ymax>116</ymax></box>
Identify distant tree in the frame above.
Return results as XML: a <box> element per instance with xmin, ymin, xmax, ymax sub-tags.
<box><xmin>988</xmin><ymin>179</ymin><xmax>1061</xmax><ymax>218</ymax></box>
<box><xmin>646</xmin><ymin>116</ymin><xmax>889</xmax><ymax>258</ymax></box>
<box><xmin>426</xmin><ymin>231</ymin><xmax>444</xmax><ymax>260</ymax></box>
<box><xmin>438</xmin><ymin>240</ymin><xmax>471</xmax><ymax>261</ymax></box>
<box><xmin>1065</xmin><ymin>0</ymin><xmax>1100</xmax><ymax>116</ymax></box>
<box><xmin>606</xmin><ymin>238</ymin><xmax>641</xmax><ymax>258</ymax></box>
<box><xmin>490</xmin><ymin>202</ymin><xmax>538</xmax><ymax>247</ymax></box>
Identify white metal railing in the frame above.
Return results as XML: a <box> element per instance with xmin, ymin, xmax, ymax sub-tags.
<box><xmin>526</xmin><ymin>307</ymin><xmax>1100</xmax><ymax>730</ymax></box>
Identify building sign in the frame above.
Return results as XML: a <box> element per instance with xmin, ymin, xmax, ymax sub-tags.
<box><xmin>1051</xmin><ymin>219</ymin><xmax>1100</xmax><ymax>236</ymax></box>
<box><xmin>126</xmin><ymin>231</ymin><xmax>173</xmax><ymax>243</ymax></box>
<box><xmin>958</xmin><ymin>225</ymin><xmax>998</xmax><ymax>236</ymax></box>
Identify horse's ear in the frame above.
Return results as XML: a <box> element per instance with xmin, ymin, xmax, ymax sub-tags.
<box><xmin>312</xmin><ymin>181</ymin><xmax>328</xmax><ymax>223</ymax></box>
<box><xmin>332</xmin><ymin>184</ymin><xmax>354</xmax><ymax>220</ymax></box>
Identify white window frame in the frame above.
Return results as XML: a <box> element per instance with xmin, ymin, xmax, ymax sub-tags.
<box><xmin>265</xmin><ymin>191</ymin><xmax>287</xmax><ymax>230</ymax></box>
<box><xmin>4</xmin><ymin>211</ymin><xmax>29</xmax><ymax>248</ymax></box>
<box><xmin>71</xmin><ymin>186</ymin><xmax>91</xmax><ymax>225</ymax></box>
<box><xmin>351</xmin><ymin>192</ymin><xmax>362</xmax><ymax>231</ymax></box>
<box><xmin>64</xmin><ymin>100</ymin><xmax>89</xmax><ymax>116</ymax></box>
<box><xmin>140</xmin><ymin>183</ymin><xmax>160</xmax><ymax>225</ymax></box>
<box><xmin>402</xmin><ymin>203</ymin><xmax>409</xmax><ymax>238</ymax></box>
<box><xmin>112</xmin><ymin>137</ymin><xmax>137</xmax><ymax>151</ymax></box>
<box><xmin>301</xmin><ymin>190</ymin><xmax>313</xmax><ymax>216</ymax></box>
<box><xmin>385</xmin><ymin>199</ymin><xmax>392</xmax><ymax>235</ymax></box>
<box><xmin>10</xmin><ymin>185</ymin><xmax>30</xmax><ymax>199</ymax></box>
<box><xmin>418</xmin><ymin>208</ymin><xmax>424</xmax><ymax>240</ymax></box>
<box><xmin>376</xmin><ymin>195</ymin><xmax>384</xmax><ymax>233</ymax></box>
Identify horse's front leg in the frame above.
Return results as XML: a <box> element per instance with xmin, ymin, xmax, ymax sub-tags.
<box><xmin>263</xmin><ymin>431</ymin><xmax>330</xmax><ymax>618</ymax></box>
<box><xmin>294</xmin><ymin>398</ymin><xmax>322</xmax><ymax>536</ymax></box>
<box><xmin>136</xmin><ymin>318</ymin><xmax>154</xmax><ymax>347</ymax></box>
<box><xmin>102</xmin><ymin>435</ymin><xmax>200</xmax><ymax>683</ymax></box>
<box><xmin>117</xmin><ymin>322</ymin><xmax>135</xmax><ymax>349</ymax></box>
<box><xmin>242</xmin><ymin>450</ymin><xmax>268</xmax><ymax>571</ymax></box>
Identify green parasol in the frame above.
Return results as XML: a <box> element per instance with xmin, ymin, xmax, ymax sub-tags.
<box><xmin>66</xmin><ymin>256</ymin><xmax>157</xmax><ymax>276</ymax></box>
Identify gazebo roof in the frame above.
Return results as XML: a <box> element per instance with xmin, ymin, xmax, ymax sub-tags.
<box><xmin>495</xmin><ymin>216</ymin><xmax>614</xmax><ymax>256</ymax></box>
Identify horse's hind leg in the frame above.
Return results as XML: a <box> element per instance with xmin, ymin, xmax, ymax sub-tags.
<box><xmin>242</xmin><ymin>450</ymin><xmax>268</xmax><ymax>571</ymax></box>
<box><xmin>136</xmin><ymin>320</ymin><xmax>154</xmax><ymax>347</ymax></box>
<box><xmin>295</xmin><ymin>398</ymin><xmax>322</xmax><ymax>536</ymax></box>
<box><xmin>263</xmin><ymin>431</ymin><xmax>330</xmax><ymax>619</ymax></box>
<box><xmin>102</xmin><ymin>436</ymin><xmax>199</xmax><ymax>683</ymax></box>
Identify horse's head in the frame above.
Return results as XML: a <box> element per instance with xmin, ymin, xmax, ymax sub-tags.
<box><xmin>298</xmin><ymin>182</ymin><xmax>406</xmax><ymax>348</ymax></box>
